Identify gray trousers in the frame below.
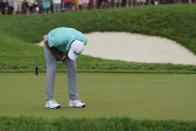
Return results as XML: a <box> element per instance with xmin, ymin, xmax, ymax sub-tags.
<box><xmin>44</xmin><ymin>40</ymin><xmax>79</xmax><ymax>101</ymax></box>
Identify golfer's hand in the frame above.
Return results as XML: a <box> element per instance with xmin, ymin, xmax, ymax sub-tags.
<box><xmin>56</xmin><ymin>54</ymin><xmax>67</xmax><ymax>61</ymax></box>
<box><xmin>59</xmin><ymin>53</ymin><xmax>67</xmax><ymax>61</ymax></box>
<box><xmin>56</xmin><ymin>55</ymin><xmax>63</xmax><ymax>61</ymax></box>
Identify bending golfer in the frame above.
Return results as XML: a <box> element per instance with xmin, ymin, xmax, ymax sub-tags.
<box><xmin>43</xmin><ymin>27</ymin><xmax>87</xmax><ymax>109</ymax></box>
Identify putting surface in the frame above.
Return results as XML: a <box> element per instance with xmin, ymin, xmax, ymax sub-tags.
<box><xmin>0</xmin><ymin>73</ymin><xmax>196</xmax><ymax>120</ymax></box>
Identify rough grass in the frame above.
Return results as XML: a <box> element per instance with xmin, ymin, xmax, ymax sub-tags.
<box><xmin>0</xmin><ymin>116</ymin><xmax>196</xmax><ymax>131</ymax></box>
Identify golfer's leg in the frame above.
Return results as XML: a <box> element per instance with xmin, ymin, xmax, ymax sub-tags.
<box><xmin>63</xmin><ymin>59</ymin><xmax>79</xmax><ymax>101</ymax></box>
<box><xmin>44</xmin><ymin>43</ymin><xmax>57</xmax><ymax>101</ymax></box>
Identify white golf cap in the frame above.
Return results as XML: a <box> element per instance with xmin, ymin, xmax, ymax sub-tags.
<box><xmin>68</xmin><ymin>40</ymin><xmax>85</xmax><ymax>61</ymax></box>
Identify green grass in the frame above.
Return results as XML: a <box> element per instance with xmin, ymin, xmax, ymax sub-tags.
<box><xmin>0</xmin><ymin>73</ymin><xmax>196</xmax><ymax>120</ymax></box>
<box><xmin>0</xmin><ymin>116</ymin><xmax>196</xmax><ymax>131</ymax></box>
<box><xmin>1</xmin><ymin>5</ymin><xmax>196</xmax><ymax>130</ymax></box>
<box><xmin>0</xmin><ymin>4</ymin><xmax>196</xmax><ymax>73</ymax></box>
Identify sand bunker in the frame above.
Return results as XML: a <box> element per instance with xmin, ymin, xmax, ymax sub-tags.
<box><xmin>38</xmin><ymin>32</ymin><xmax>196</xmax><ymax>65</ymax></box>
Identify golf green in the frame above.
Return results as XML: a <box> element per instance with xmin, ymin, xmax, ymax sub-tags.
<box><xmin>0</xmin><ymin>73</ymin><xmax>196</xmax><ymax>120</ymax></box>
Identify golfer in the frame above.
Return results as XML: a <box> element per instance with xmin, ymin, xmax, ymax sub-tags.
<box><xmin>43</xmin><ymin>27</ymin><xmax>87</xmax><ymax>109</ymax></box>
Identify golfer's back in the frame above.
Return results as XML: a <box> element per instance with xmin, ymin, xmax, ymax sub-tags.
<box><xmin>48</xmin><ymin>27</ymin><xmax>87</xmax><ymax>52</ymax></box>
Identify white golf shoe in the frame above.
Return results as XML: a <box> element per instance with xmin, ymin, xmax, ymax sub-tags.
<box><xmin>45</xmin><ymin>99</ymin><xmax>61</xmax><ymax>109</ymax></box>
<box><xmin>68</xmin><ymin>100</ymin><xmax>86</xmax><ymax>108</ymax></box>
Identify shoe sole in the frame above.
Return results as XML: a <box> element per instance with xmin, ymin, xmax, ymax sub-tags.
<box><xmin>69</xmin><ymin>104</ymin><xmax>86</xmax><ymax>108</ymax></box>
<box><xmin>45</xmin><ymin>105</ymin><xmax>61</xmax><ymax>109</ymax></box>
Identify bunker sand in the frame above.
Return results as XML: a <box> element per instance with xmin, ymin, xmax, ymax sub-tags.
<box><xmin>38</xmin><ymin>32</ymin><xmax>196</xmax><ymax>65</ymax></box>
